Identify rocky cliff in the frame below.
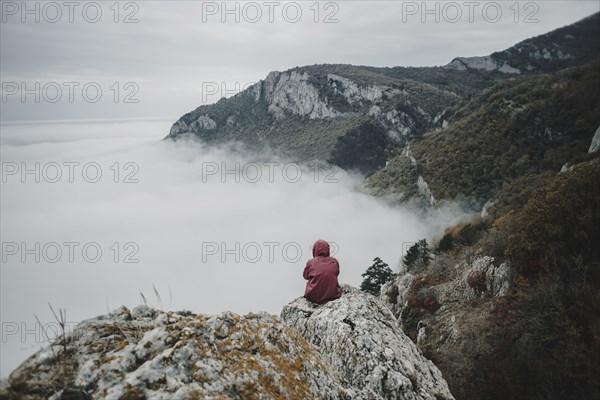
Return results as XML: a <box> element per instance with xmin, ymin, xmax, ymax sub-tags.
<box><xmin>0</xmin><ymin>286</ymin><xmax>453</xmax><ymax>400</ymax></box>
<box><xmin>166</xmin><ymin>64</ymin><xmax>465</xmax><ymax>175</ymax></box>
<box><xmin>378</xmin><ymin>160</ymin><xmax>600</xmax><ymax>400</ymax></box>
<box><xmin>282</xmin><ymin>285</ymin><xmax>453</xmax><ymax>400</ymax></box>
<box><xmin>166</xmin><ymin>12</ymin><xmax>600</xmax><ymax>199</ymax></box>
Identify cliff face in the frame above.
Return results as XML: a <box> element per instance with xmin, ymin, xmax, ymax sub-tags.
<box><xmin>166</xmin><ymin>65</ymin><xmax>463</xmax><ymax>175</ymax></box>
<box><xmin>1</xmin><ymin>286</ymin><xmax>453</xmax><ymax>400</ymax></box>
<box><xmin>281</xmin><ymin>285</ymin><xmax>454</xmax><ymax>400</ymax></box>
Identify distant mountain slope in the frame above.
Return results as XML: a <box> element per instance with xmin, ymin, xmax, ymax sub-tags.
<box><xmin>167</xmin><ymin>12</ymin><xmax>599</xmax><ymax>185</ymax></box>
<box><xmin>446</xmin><ymin>12</ymin><xmax>600</xmax><ymax>74</ymax></box>
<box><xmin>167</xmin><ymin>66</ymin><xmax>470</xmax><ymax>175</ymax></box>
<box><xmin>367</xmin><ymin>59</ymin><xmax>600</xmax><ymax>208</ymax></box>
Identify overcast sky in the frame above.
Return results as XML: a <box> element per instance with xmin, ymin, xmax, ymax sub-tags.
<box><xmin>1</xmin><ymin>0</ymin><xmax>599</xmax><ymax>379</ymax></box>
<box><xmin>1</xmin><ymin>0</ymin><xmax>598</xmax><ymax>122</ymax></box>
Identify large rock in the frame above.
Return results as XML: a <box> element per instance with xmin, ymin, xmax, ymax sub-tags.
<box><xmin>462</xmin><ymin>256</ymin><xmax>515</xmax><ymax>299</ymax></box>
<box><xmin>380</xmin><ymin>273</ymin><xmax>415</xmax><ymax>317</ymax></box>
<box><xmin>2</xmin><ymin>306</ymin><xmax>355</xmax><ymax>399</ymax></box>
<box><xmin>281</xmin><ymin>285</ymin><xmax>454</xmax><ymax>400</ymax></box>
<box><xmin>247</xmin><ymin>70</ymin><xmax>339</xmax><ymax>119</ymax></box>
<box><xmin>1</xmin><ymin>293</ymin><xmax>454</xmax><ymax>400</ymax></box>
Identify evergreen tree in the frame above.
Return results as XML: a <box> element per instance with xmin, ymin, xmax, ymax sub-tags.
<box><xmin>403</xmin><ymin>239</ymin><xmax>432</xmax><ymax>272</ymax></box>
<box><xmin>360</xmin><ymin>257</ymin><xmax>393</xmax><ymax>296</ymax></box>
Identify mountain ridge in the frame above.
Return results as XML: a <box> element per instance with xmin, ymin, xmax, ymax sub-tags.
<box><xmin>166</xmin><ymin>12</ymin><xmax>600</xmax><ymax>205</ymax></box>
<box><xmin>367</xmin><ymin>58</ymin><xmax>600</xmax><ymax>209</ymax></box>
<box><xmin>446</xmin><ymin>12</ymin><xmax>600</xmax><ymax>74</ymax></box>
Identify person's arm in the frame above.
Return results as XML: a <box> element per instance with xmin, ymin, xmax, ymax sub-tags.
<box><xmin>303</xmin><ymin>260</ymin><xmax>312</xmax><ymax>280</ymax></box>
<box><xmin>334</xmin><ymin>259</ymin><xmax>340</xmax><ymax>276</ymax></box>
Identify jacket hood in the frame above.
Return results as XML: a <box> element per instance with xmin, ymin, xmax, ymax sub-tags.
<box><xmin>312</xmin><ymin>240</ymin><xmax>330</xmax><ymax>257</ymax></box>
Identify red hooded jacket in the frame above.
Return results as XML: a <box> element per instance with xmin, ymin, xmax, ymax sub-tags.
<box><xmin>303</xmin><ymin>240</ymin><xmax>342</xmax><ymax>304</ymax></box>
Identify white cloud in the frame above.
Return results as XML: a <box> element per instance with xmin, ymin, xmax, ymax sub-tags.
<box><xmin>0</xmin><ymin>119</ymin><xmax>467</xmax><ymax>376</ymax></box>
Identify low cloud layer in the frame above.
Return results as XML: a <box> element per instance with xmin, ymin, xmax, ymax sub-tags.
<box><xmin>0</xmin><ymin>119</ymin><xmax>467</xmax><ymax>376</ymax></box>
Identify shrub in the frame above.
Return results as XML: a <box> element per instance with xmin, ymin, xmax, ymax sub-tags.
<box><xmin>406</xmin><ymin>289</ymin><xmax>441</xmax><ymax>314</ymax></box>
<box><xmin>494</xmin><ymin>161</ymin><xmax>600</xmax><ymax>275</ymax></box>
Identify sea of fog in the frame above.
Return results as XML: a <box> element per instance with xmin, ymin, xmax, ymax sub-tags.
<box><xmin>0</xmin><ymin>119</ymin><xmax>467</xmax><ymax>376</ymax></box>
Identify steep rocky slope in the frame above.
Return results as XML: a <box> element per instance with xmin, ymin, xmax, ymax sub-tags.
<box><xmin>282</xmin><ymin>285</ymin><xmax>453</xmax><ymax>400</ymax></box>
<box><xmin>379</xmin><ymin>160</ymin><xmax>600</xmax><ymax>400</ymax></box>
<box><xmin>1</xmin><ymin>286</ymin><xmax>453</xmax><ymax>400</ymax></box>
<box><xmin>167</xmin><ymin>67</ymin><xmax>466</xmax><ymax>175</ymax></box>
<box><xmin>367</xmin><ymin>59</ymin><xmax>600</xmax><ymax>208</ymax></box>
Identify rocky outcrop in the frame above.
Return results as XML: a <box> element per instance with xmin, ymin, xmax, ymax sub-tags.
<box><xmin>170</xmin><ymin>114</ymin><xmax>217</xmax><ymax>136</ymax></box>
<box><xmin>380</xmin><ymin>273</ymin><xmax>415</xmax><ymax>317</ymax></box>
<box><xmin>281</xmin><ymin>285</ymin><xmax>454</xmax><ymax>400</ymax></box>
<box><xmin>446</xmin><ymin>56</ymin><xmax>521</xmax><ymax>74</ymax></box>
<box><xmin>2</xmin><ymin>306</ymin><xmax>352</xmax><ymax>399</ymax></box>
<box><xmin>377</xmin><ymin>253</ymin><xmax>526</xmax><ymax>399</ymax></box>
<box><xmin>327</xmin><ymin>74</ymin><xmax>385</xmax><ymax>104</ymax></box>
<box><xmin>589</xmin><ymin>125</ymin><xmax>600</xmax><ymax>153</ymax></box>
<box><xmin>461</xmin><ymin>256</ymin><xmax>514</xmax><ymax>299</ymax></box>
<box><xmin>254</xmin><ymin>70</ymin><xmax>340</xmax><ymax>119</ymax></box>
<box><xmin>2</xmin><ymin>287</ymin><xmax>455</xmax><ymax>400</ymax></box>
<box><xmin>417</xmin><ymin>176</ymin><xmax>436</xmax><ymax>207</ymax></box>
<box><xmin>380</xmin><ymin>256</ymin><xmax>515</xmax><ymax>322</ymax></box>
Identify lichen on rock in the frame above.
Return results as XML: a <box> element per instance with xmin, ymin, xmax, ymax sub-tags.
<box><xmin>281</xmin><ymin>285</ymin><xmax>455</xmax><ymax>400</ymax></box>
<box><xmin>3</xmin><ymin>306</ymin><xmax>354</xmax><ymax>399</ymax></box>
<box><xmin>1</xmin><ymin>288</ymin><xmax>456</xmax><ymax>400</ymax></box>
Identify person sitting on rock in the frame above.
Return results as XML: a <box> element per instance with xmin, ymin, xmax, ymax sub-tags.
<box><xmin>303</xmin><ymin>239</ymin><xmax>342</xmax><ymax>304</ymax></box>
